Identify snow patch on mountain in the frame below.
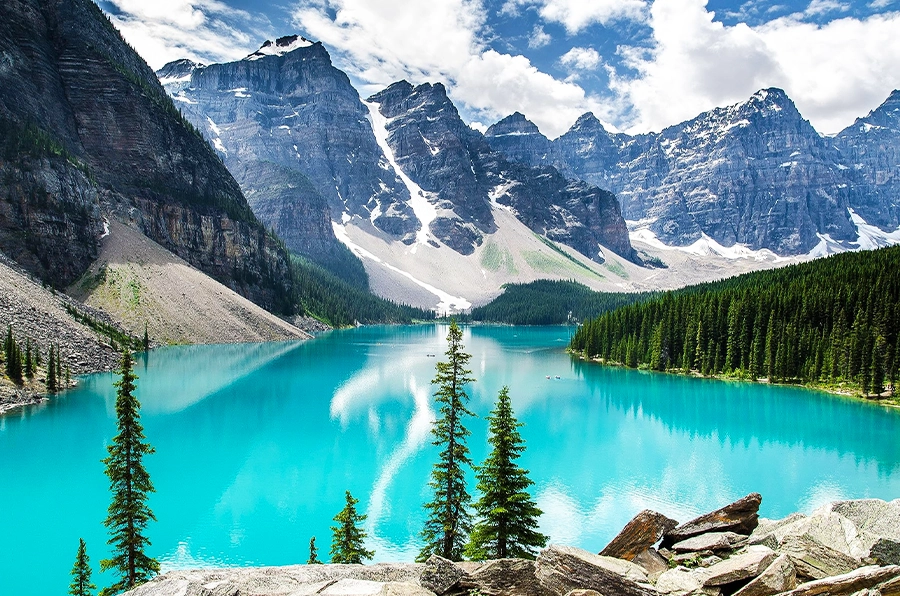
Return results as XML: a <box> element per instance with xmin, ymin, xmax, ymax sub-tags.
<box><xmin>365</xmin><ymin>100</ymin><xmax>437</xmax><ymax>251</ymax></box>
<box><xmin>850</xmin><ymin>208</ymin><xmax>900</xmax><ymax>250</ymax></box>
<box><xmin>245</xmin><ymin>35</ymin><xmax>314</xmax><ymax>61</ymax></box>
<box><xmin>629</xmin><ymin>226</ymin><xmax>788</xmax><ymax>262</ymax></box>
<box><xmin>332</xmin><ymin>221</ymin><xmax>470</xmax><ymax>314</ymax></box>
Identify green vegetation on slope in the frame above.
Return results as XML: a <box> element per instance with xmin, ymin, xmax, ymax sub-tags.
<box><xmin>469</xmin><ymin>279</ymin><xmax>655</xmax><ymax>325</ymax></box>
<box><xmin>570</xmin><ymin>246</ymin><xmax>900</xmax><ymax>396</ymax></box>
<box><xmin>291</xmin><ymin>255</ymin><xmax>434</xmax><ymax>327</ymax></box>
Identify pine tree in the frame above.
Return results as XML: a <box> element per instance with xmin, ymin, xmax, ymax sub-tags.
<box><xmin>46</xmin><ymin>345</ymin><xmax>57</xmax><ymax>393</ymax></box>
<box><xmin>5</xmin><ymin>329</ymin><xmax>23</xmax><ymax>385</ymax></box>
<box><xmin>143</xmin><ymin>323</ymin><xmax>149</xmax><ymax>352</ymax></box>
<box><xmin>24</xmin><ymin>339</ymin><xmax>33</xmax><ymax>379</ymax></box>
<box><xmin>465</xmin><ymin>387</ymin><xmax>547</xmax><ymax>561</ymax></box>
<box><xmin>418</xmin><ymin>320</ymin><xmax>476</xmax><ymax>562</ymax></box>
<box><xmin>69</xmin><ymin>538</ymin><xmax>96</xmax><ymax>596</ymax></box>
<box><xmin>56</xmin><ymin>343</ymin><xmax>62</xmax><ymax>382</ymax></box>
<box><xmin>307</xmin><ymin>536</ymin><xmax>322</xmax><ymax>564</ymax></box>
<box><xmin>100</xmin><ymin>351</ymin><xmax>159</xmax><ymax>595</ymax></box>
<box><xmin>329</xmin><ymin>491</ymin><xmax>373</xmax><ymax>564</ymax></box>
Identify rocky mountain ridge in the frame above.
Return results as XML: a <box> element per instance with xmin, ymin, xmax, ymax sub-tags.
<box><xmin>486</xmin><ymin>88</ymin><xmax>900</xmax><ymax>257</ymax></box>
<box><xmin>157</xmin><ymin>41</ymin><xmax>639</xmax><ymax>275</ymax></box>
<box><xmin>0</xmin><ymin>0</ymin><xmax>294</xmax><ymax>312</ymax></box>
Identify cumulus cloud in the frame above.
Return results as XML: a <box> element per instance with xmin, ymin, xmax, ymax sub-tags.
<box><xmin>503</xmin><ymin>0</ymin><xmax>648</xmax><ymax>32</ymax></box>
<box><xmin>804</xmin><ymin>0</ymin><xmax>850</xmax><ymax>16</ymax></box>
<box><xmin>560</xmin><ymin>47</ymin><xmax>602</xmax><ymax>70</ymax></box>
<box><xmin>528</xmin><ymin>25</ymin><xmax>552</xmax><ymax>48</ymax></box>
<box><xmin>292</xmin><ymin>0</ymin><xmax>612</xmax><ymax>137</ymax></box>
<box><xmin>609</xmin><ymin>0</ymin><xmax>900</xmax><ymax>134</ymax></box>
<box><xmin>103</xmin><ymin>0</ymin><xmax>270</xmax><ymax>68</ymax></box>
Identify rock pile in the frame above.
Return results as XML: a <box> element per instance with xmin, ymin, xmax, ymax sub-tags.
<box><xmin>122</xmin><ymin>496</ymin><xmax>900</xmax><ymax>596</ymax></box>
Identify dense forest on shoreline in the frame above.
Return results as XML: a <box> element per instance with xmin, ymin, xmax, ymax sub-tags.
<box><xmin>468</xmin><ymin>280</ymin><xmax>655</xmax><ymax>325</ymax></box>
<box><xmin>570</xmin><ymin>246</ymin><xmax>900</xmax><ymax>395</ymax></box>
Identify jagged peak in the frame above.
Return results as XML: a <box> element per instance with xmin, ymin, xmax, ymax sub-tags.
<box><xmin>569</xmin><ymin>112</ymin><xmax>607</xmax><ymax>133</ymax></box>
<box><xmin>156</xmin><ymin>58</ymin><xmax>204</xmax><ymax>83</ymax></box>
<box><xmin>244</xmin><ymin>34</ymin><xmax>317</xmax><ymax>61</ymax></box>
<box><xmin>367</xmin><ymin>80</ymin><xmax>414</xmax><ymax>105</ymax></box>
<box><xmin>485</xmin><ymin>112</ymin><xmax>543</xmax><ymax>138</ymax></box>
<box><xmin>741</xmin><ymin>87</ymin><xmax>798</xmax><ymax>115</ymax></box>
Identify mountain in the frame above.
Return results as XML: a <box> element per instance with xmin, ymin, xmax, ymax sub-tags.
<box><xmin>157</xmin><ymin>40</ymin><xmax>645</xmax><ymax>310</ymax></box>
<box><xmin>367</xmin><ymin>81</ymin><xmax>636</xmax><ymax>261</ymax></box>
<box><xmin>157</xmin><ymin>36</ymin><xmax>412</xmax><ymax>283</ymax></box>
<box><xmin>834</xmin><ymin>90</ymin><xmax>900</xmax><ymax>235</ymax></box>
<box><xmin>487</xmin><ymin>88</ymin><xmax>900</xmax><ymax>256</ymax></box>
<box><xmin>0</xmin><ymin>0</ymin><xmax>294</xmax><ymax>312</ymax></box>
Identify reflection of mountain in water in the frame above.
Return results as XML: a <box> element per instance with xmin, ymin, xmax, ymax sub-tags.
<box><xmin>570</xmin><ymin>358</ymin><xmax>900</xmax><ymax>472</ymax></box>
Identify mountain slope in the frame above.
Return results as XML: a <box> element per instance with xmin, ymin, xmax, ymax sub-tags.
<box><xmin>489</xmin><ymin>89</ymin><xmax>864</xmax><ymax>255</ymax></box>
<box><xmin>0</xmin><ymin>0</ymin><xmax>293</xmax><ymax>312</ymax></box>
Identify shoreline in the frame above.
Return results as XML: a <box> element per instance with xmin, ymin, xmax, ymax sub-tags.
<box><xmin>570</xmin><ymin>350</ymin><xmax>899</xmax><ymax>407</ymax></box>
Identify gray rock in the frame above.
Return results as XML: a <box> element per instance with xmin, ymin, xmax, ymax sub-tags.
<box><xmin>871</xmin><ymin>539</ymin><xmax>900</xmax><ymax>566</ymax></box>
<box><xmin>564</xmin><ymin>591</ymin><xmax>602</xmax><ymax>596</ymax></box>
<box><xmin>465</xmin><ymin>558</ymin><xmax>555</xmax><ymax>596</ymax></box>
<box><xmin>665</xmin><ymin>494</ymin><xmax>762</xmax><ymax>546</ymax></box>
<box><xmin>779</xmin><ymin>534</ymin><xmax>861</xmax><ymax>580</ymax></box>
<box><xmin>420</xmin><ymin>555</ymin><xmax>466</xmax><ymax>595</ymax></box>
<box><xmin>655</xmin><ymin>567</ymin><xmax>713</xmax><ymax>595</ymax></box>
<box><xmin>702</xmin><ymin>545</ymin><xmax>776</xmax><ymax>586</ymax></box>
<box><xmin>731</xmin><ymin>554</ymin><xmax>797</xmax><ymax>596</ymax></box>
<box><xmin>672</xmin><ymin>532</ymin><xmax>745</xmax><ymax>553</ymax></box>
<box><xmin>535</xmin><ymin>545</ymin><xmax>655</xmax><ymax>596</ymax></box>
<box><xmin>633</xmin><ymin>548</ymin><xmax>670</xmax><ymax>582</ymax></box>
<box><xmin>779</xmin><ymin>564</ymin><xmax>900</xmax><ymax>596</ymax></box>
<box><xmin>601</xmin><ymin>510</ymin><xmax>680</xmax><ymax>560</ymax></box>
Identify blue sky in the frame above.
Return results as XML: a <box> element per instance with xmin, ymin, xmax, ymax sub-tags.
<box><xmin>97</xmin><ymin>0</ymin><xmax>900</xmax><ymax>137</ymax></box>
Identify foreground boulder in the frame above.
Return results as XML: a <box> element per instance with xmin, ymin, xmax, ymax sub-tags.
<box><xmin>601</xmin><ymin>510</ymin><xmax>679</xmax><ymax>560</ymax></box>
<box><xmin>779</xmin><ymin>534</ymin><xmax>861</xmax><ymax>580</ymax></box>
<box><xmin>464</xmin><ymin>558</ymin><xmax>554</xmax><ymax>596</ymax></box>
<box><xmin>421</xmin><ymin>555</ymin><xmax>468</xmax><ymax>595</ymax></box>
<box><xmin>732</xmin><ymin>554</ymin><xmax>797</xmax><ymax>596</ymax></box>
<box><xmin>664</xmin><ymin>494</ymin><xmax>762</xmax><ymax>546</ymax></box>
<box><xmin>702</xmin><ymin>545</ymin><xmax>777</xmax><ymax>586</ymax></box>
<box><xmin>779</xmin><ymin>564</ymin><xmax>900</xmax><ymax>596</ymax></box>
<box><xmin>672</xmin><ymin>532</ymin><xmax>745</xmax><ymax>553</ymax></box>
<box><xmin>535</xmin><ymin>545</ymin><xmax>655</xmax><ymax>596</ymax></box>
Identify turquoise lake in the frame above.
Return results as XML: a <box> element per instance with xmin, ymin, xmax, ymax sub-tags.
<box><xmin>2</xmin><ymin>324</ymin><xmax>900</xmax><ymax>594</ymax></box>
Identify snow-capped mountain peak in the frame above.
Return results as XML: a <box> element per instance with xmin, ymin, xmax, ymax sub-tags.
<box><xmin>245</xmin><ymin>35</ymin><xmax>315</xmax><ymax>61</ymax></box>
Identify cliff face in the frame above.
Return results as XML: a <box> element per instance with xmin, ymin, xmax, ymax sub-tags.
<box><xmin>835</xmin><ymin>90</ymin><xmax>900</xmax><ymax>231</ymax></box>
<box><xmin>488</xmin><ymin>89</ymin><xmax>887</xmax><ymax>256</ymax></box>
<box><xmin>159</xmin><ymin>38</ymin><xmax>416</xmax><ymax>263</ymax></box>
<box><xmin>0</xmin><ymin>0</ymin><xmax>293</xmax><ymax>312</ymax></box>
<box><xmin>369</xmin><ymin>82</ymin><xmax>637</xmax><ymax>262</ymax></box>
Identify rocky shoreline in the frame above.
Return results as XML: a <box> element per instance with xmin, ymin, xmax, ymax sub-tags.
<box><xmin>123</xmin><ymin>494</ymin><xmax>900</xmax><ymax>596</ymax></box>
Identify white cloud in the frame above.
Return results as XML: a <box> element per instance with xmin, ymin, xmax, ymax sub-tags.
<box><xmin>504</xmin><ymin>0</ymin><xmax>648</xmax><ymax>33</ymax></box>
<box><xmin>102</xmin><ymin>0</ymin><xmax>270</xmax><ymax>69</ymax></box>
<box><xmin>869</xmin><ymin>0</ymin><xmax>893</xmax><ymax>8</ymax></box>
<box><xmin>528</xmin><ymin>25</ymin><xmax>552</xmax><ymax>48</ymax></box>
<box><xmin>804</xmin><ymin>0</ymin><xmax>850</xmax><ymax>16</ymax></box>
<box><xmin>560</xmin><ymin>47</ymin><xmax>602</xmax><ymax>70</ymax></box>
<box><xmin>609</xmin><ymin>0</ymin><xmax>900</xmax><ymax>134</ymax></box>
<box><xmin>292</xmin><ymin>0</ymin><xmax>612</xmax><ymax>137</ymax></box>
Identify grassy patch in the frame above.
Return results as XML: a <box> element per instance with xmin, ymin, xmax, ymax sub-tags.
<box><xmin>480</xmin><ymin>242</ymin><xmax>517</xmax><ymax>273</ymax></box>
<box><xmin>604</xmin><ymin>259</ymin><xmax>628</xmax><ymax>279</ymax></box>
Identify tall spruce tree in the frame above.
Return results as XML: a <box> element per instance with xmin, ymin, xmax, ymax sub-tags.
<box><xmin>307</xmin><ymin>536</ymin><xmax>322</xmax><ymax>564</ymax></box>
<box><xmin>69</xmin><ymin>538</ymin><xmax>96</xmax><ymax>596</ymax></box>
<box><xmin>418</xmin><ymin>320</ymin><xmax>475</xmax><ymax>562</ymax></box>
<box><xmin>100</xmin><ymin>351</ymin><xmax>159</xmax><ymax>595</ymax></box>
<box><xmin>330</xmin><ymin>491</ymin><xmax>373</xmax><ymax>564</ymax></box>
<box><xmin>46</xmin><ymin>345</ymin><xmax>57</xmax><ymax>393</ymax></box>
<box><xmin>465</xmin><ymin>387</ymin><xmax>547</xmax><ymax>560</ymax></box>
<box><xmin>24</xmin><ymin>338</ymin><xmax>33</xmax><ymax>379</ymax></box>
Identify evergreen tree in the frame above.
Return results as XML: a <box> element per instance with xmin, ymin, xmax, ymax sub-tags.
<box><xmin>5</xmin><ymin>332</ymin><xmax>23</xmax><ymax>385</ymax></box>
<box><xmin>307</xmin><ymin>536</ymin><xmax>322</xmax><ymax>564</ymax></box>
<box><xmin>465</xmin><ymin>387</ymin><xmax>547</xmax><ymax>561</ymax></box>
<box><xmin>100</xmin><ymin>351</ymin><xmax>159</xmax><ymax>595</ymax></box>
<box><xmin>418</xmin><ymin>320</ymin><xmax>476</xmax><ymax>562</ymax></box>
<box><xmin>24</xmin><ymin>338</ymin><xmax>33</xmax><ymax>379</ymax></box>
<box><xmin>143</xmin><ymin>323</ymin><xmax>149</xmax><ymax>352</ymax></box>
<box><xmin>68</xmin><ymin>538</ymin><xmax>96</xmax><ymax>596</ymax></box>
<box><xmin>56</xmin><ymin>343</ymin><xmax>62</xmax><ymax>382</ymax></box>
<box><xmin>329</xmin><ymin>491</ymin><xmax>373</xmax><ymax>564</ymax></box>
<box><xmin>46</xmin><ymin>346</ymin><xmax>57</xmax><ymax>393</ymax></box>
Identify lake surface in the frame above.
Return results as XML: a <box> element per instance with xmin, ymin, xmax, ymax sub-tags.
<box><xmin>2</xmin><ymin>325</ymin><xmax>900</xmax><ymax>594</ymax></box>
